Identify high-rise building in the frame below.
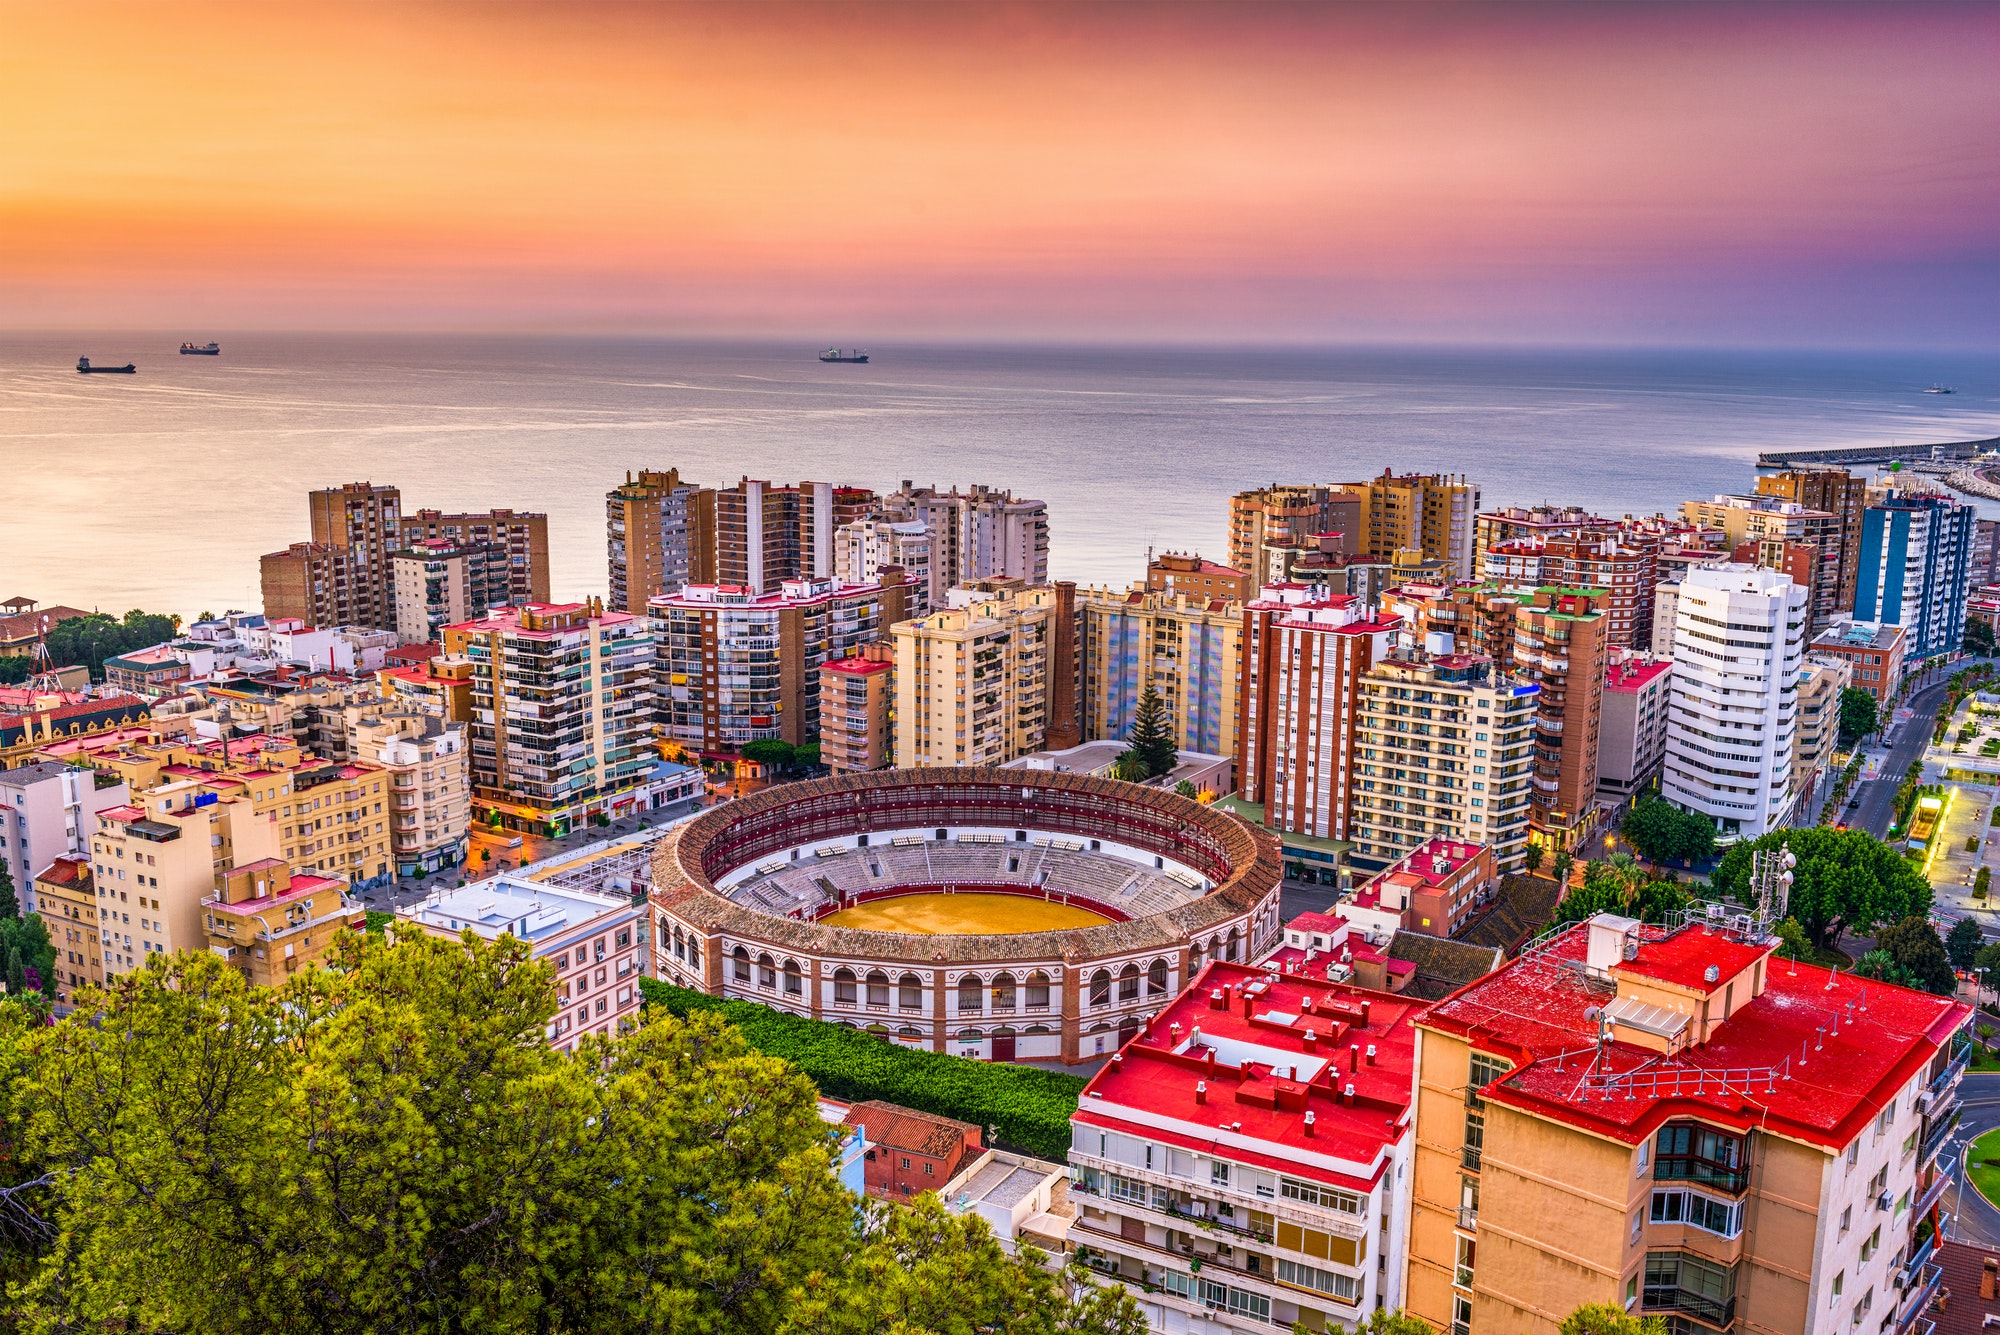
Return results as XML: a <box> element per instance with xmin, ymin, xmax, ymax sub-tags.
<box><xmin>0</xmin><ymin>759</ymin><xmax>131</xmax><ymax>913</ymax></box>
<box><xmin>262</xmin><ymin>482</ymin><xmax>550</xmax><ymax>631</ymax></box>
<box><xmin>1068</xmin><ymin>959</ymin><xmax>1420</xmax><ymax>1333</ymax></box>
<box><xmin>891</xmin><ymin>584</ymin><xmax>1060</xmax><ymax>767</ymax></box>
<box><xmin>1680</xmin><ymin>493</ymin><xmax>1841</xmax><ymax>633</ymax></box>
<box><xmin>1662</xmin><ymin>564</ymin><xmax>1807</xmax><ymax>841</ymax></box>
<box><xmin>1970</xmin><ymin>518</ymin><xmax>2000</xmax><ymax>587</ymax></box>
<box><xmin>443</xmin><ymin>600</ymin><xmax>656</xmax><ymax>837</ymax></box>
<box><xmin>1472</xmin><ymin>504</ymin><xmax>1607</xmax><ymax>570</ymax></box>
<box><xmin>351</xmin><ymin>712</ymin><xmax>471</xmax><ymax>878</ymax></box>
<box><xmin>1483</xmin><ymin>534</ymin><xmax>1657</xmax><ymax>649</ymax></box>
<box><xmin>1515</xmin><ymin>587</ymin><xmax>1611</xmax><ymax>851</ymax></box>
<box><xmin>1757</xmin><ymin>465</ymin><xmax>1869</xmax><ymax>612</ymax></box>
<box><xmin>1334</xmin><ymin>471</ymin><xmax>1480</xmax><ymax>579</ymax></box>
<box><xmin>390</xmin><ymin>538</ymin><xmax>515</xmax><ymax>645</ymax></box>
<box><xmin>818</xmin><ymin>642</ymin><xmax>896</xmax><ymax>772</ymax></box>
<box><xmin>203</xmin><ymin>858</ymin><xmax>362</xmax><ymax>987</ymax></box>
<box><xmin>1227</xmin><ymin>485</ymin><xmax>1361</xmax><ymax>591</ymax></box>
<box><xmin>881</xmin><ymin>481</ymin><xmax>1049</xmax><ymax>591</ymax></box>
<box><xmin>1793</xmin><ymin>654</ymin><xmax>1851</xmax><ymax>807</ymax></box>
<box><xmin>1855</xmin><ymin>494</ymin><xmax>1974</xmax><ymax>660</ymax></box>
<box><xmin>1407</xmin><ymin>910</ymin><xmax>1968</xmax><ymax>1335</ymax></box>
<box><xmin>606</xmin><ymin>468</ymin><xmax>714</xmax><ymax>614</ymax></box>
<box><xmin>712</xmin><ymin>478</ymin><xmax>878</xmax><ymax>593</ymax></box>
<box><xmin>834</xmin><ymin>518</ymin><xmax>935</xmax><ymax>614</ymax></box>
<box><xmin>1595</xmin><ymin>654</ymin><xmax>1672</xmax><ymax>799</ymax></box>
<box><xmin>1146</xmin><ymin>551</ymin><xmax>1252</xmax><ymax>602</ymax></box>
<box><xmin>649</xmin><ymin>574</ymin><xmax>908</xmax><ymax>753</ymax></box>
<box><xmin>1349</xmin><ymin>651</ymin><xmax>1538</xmax><ymax>872</ymax></box>
<box><xmin>1077</xmin><ymin>587</ymin><xmax>1242</xmax><ymax>756</ymax></box>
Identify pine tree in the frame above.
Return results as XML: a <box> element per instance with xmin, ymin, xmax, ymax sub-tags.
<box><xmin>4</xmin><ymin>946</ymin><xmax>24</xmax><ymax>998</ymax></box>
<box><xmin>0</xmin><ymin>857</ymin><xmax>17</xmax><ymax>920</ymax></box>
<box><xmin>1122</xmin><ymin>683</ymin><xmax>1179</xmax><ymax>779</ymax></box>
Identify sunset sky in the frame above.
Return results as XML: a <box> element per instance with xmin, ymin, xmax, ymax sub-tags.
<box><xmin>5</xmin><ymin>2</ymin><xmax>1995</xmax><ymax>344</ymax></box>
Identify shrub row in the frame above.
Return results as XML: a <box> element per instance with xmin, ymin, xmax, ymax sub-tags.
<box><xmin>638</xmin><ymin>978</ymin><xmax>1085</xmax><ymax>1160</ymax></box>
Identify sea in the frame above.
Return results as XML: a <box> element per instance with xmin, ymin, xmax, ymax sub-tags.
<box><xmin>2</xmin><ymin>333</ymin><xmax>1997</xmax><ymax>622</ymax></box>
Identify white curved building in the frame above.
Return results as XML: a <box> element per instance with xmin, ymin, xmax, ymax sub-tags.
<box><xmin>1662</xmin><ymin>563</ymin><xmax>1807</xmax><ymax>841</ymax></box>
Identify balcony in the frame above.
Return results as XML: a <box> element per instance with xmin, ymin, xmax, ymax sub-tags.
<box><xmin>1457</xmin><ymin>1205</ymin><xmax>1478</xmax><ymax>1231</ymax></box>
<box><xmin>1643</xmin><ymin>1288</ymin><xmax>1735</xmax><ymax>1329</ymax></box>
<box><xmin>1461</xmin><ymin>1146</ymin><xmax>1482</xmax><ymax>1172</ymax></box>
<box><xmin>1919</xmin><ymin>1104</ymin><xmax>1960</xmax><ymax>1167</ymax></box>
<box><xmin>1894</xmin><ymin>1262</ymin><xmax>1943</xmax><ymax>1332</ymax></box>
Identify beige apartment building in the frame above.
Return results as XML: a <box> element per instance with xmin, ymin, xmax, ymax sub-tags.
<box><xmin>1408</xmin><ymin>912</ymin><xmax>1967</xmax><ymax>1335</ymax></box>
<box><xmin>1336</xmin><ymin>471</ymin><xmax>1480</xmax><ymax>579</ymax></box>
<box><xmin>1757</xmin><ymin>467</ymin><xmax>1869</xmax><ymax>613</ymax></box>
<box><xmin>204</xmin><ymin>858</ymin><xmax>363</xmax><ymax>987</ymax></box>
<box><xmin>606</xmin><ymin>467</ymin><xmax>715</xmax><ymax>614</ymax></box>
<box><xmin>34</xmin><ymin>855</ymin><xmax>103</xmax><ymax>1004</ymax></box>
<box><xmin>1793</xmin><ymin>655</ymin><xmax>1851</xmax><ymax>807</ymax></box>
<box><xmin>391</xmin><ymin>538</ymin><xmax>514</xmax><ymax>645</ymax></box>
<box><xmin>352</xmin><ymin>712</ymin><xmax>471</xmax><ymax>878</ymax></box>
<box><xmin>1226</xmin><ymin>484</ymin><xmax>1363</xmax><ymax>591</ymax></box>
<box><xmin>891</xmin><ymin>583</ymin><xmax>1059</xmax><ymax>767</ymax></box>
<box><xmin>834</xmin><ymin>518</ymin><xmax>935</xmax><ymax>614</ymax></box>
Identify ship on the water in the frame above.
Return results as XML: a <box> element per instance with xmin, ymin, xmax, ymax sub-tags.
<box><xmin>76</xmin><ymin>358</ymin><xmax>136</xmax><ymax>374</ymax></box>
<box><xmin>179</xmin><ymin>341</ymin><xmax>220</xmax><ymax>355</ymax></box>
<box><xmin>1924</xmin><ymin>383</ymin><xmax>1955</xmax><ymax>394</ymax></box>
<box><xmin>819</xmin><ymin>348</ymin><xmax>869</xmax><ymax>363</ymax></box>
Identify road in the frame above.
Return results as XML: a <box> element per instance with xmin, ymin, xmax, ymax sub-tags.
<box><xmin>1948</xmin><ymin>1072</ymin><xmax>2000</xmax><ymax>1245</ymax></box>
<box><xmin>1848</xmin><ymin>678</ymin><xmax>1954</xmax><ymax>841</ymax></box>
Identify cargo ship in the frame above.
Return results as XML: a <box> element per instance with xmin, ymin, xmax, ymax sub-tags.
<box><xmin>179</xmin><ymin>341</ymin><xmax>220</xmax><ymax>355</ymax></box>
<box><xmin>76</xmin><ymin>358</ymin><xmax>136</xmax><ymax>374</ymax></box>
<box><xmin>1924</xmin><ymin>383</ymin><xmax>1954</xmax><ymax>394</ymax></box>
<box><xmin>818</xmin><ymin>348</ymin><xmax>869</xmax><ymax>363</ymax></box>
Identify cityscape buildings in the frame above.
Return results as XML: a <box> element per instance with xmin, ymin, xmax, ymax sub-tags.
<box><xmin>1146</xmin><ymin>551</ymin><xmax>1252</xmax><ymax>602</ymax></box>
<box><xmin>1756</xmin><ymin>465</ymin><xmax>1870</xmax><ymax>612</ymax></box>
<box><xmin>1594</xmin><ymin>654</ymin><xmax>1672</xmax><ymax>799</ymax></box>
<box><xmin>391</xmin><ymin>538</ymin><xmax>515</xmax><ymax>645</ymax></box>
<box><xmin>817</xmin><ymin>642</ymin><xmax>897</xmax><ymax>772</ymax></box>
<box><xmin>605</xmin><ymin>468</ymin><xmax>712</xmax><ymax>614</ymax></box>
<box><xmin>1809</xmin><ymin>619</ymin><xmax>1907</xmax><ymax>705</ymax></box>
<box><xmin>1336</xmin><ymin>471</ymin><xmax>1480</xmax><ymax>579</ymax></box>
<box><xmin>0</xmin><ymin>759</ymin><xmax>131</xmax><ymax>913</ymax></box>
<box><xmin>1078</xmin><ymin>586</ymin><xmax>1242</xmax><ymax>756</ymax></box>
<box><xmin>880</xmin><ymin>480</ymin><xmax>1051</xmax><ymax>591</ymax></box>
<box><xmin>833</xmin><ymin>518</ymin><xmax>935</xmax><ymax>614</ymax></box>
<box><xmin>891</xmin><ymin>582</ymin><xmax>1063</xmax><ymax>767</ymax></box>
<box><xmin>1513</xmin><ymin>587</ymin><xmax>1610</xmax><ymax>851</ymax></box>
<box><xmin>1854</xmin><ymin>494</ymin><xmax>1974</xmax><ymax>660</ymax></box>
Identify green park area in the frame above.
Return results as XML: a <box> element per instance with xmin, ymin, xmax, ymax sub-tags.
<box><xmin>1968</xmin><ymin>1129</ymin><xmax>2000</xmax><ymax>1209</ymax></box>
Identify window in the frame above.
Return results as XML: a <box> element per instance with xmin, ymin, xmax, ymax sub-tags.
<box><xmin>1832</xmin><ymin>1272</ymin><xmax>1844</xmax><ymax>1301</ymax></box>
<box><xmin>1211</xmin><ymin>1161</ymin><xmax>1230</xmax><ymax>1188</ymax></box>
<box><xmin>898</xmin><ymin>974</ymin><xmax>923</xmax><ymax>1009</ymax></box>
<box><xmin>1454</xmin><ymin>1235</ymin><xmax>1476</xmax><ymax>1288</ymax></box>
<box><xmin>1860</xmin><ymin>1226</ymin><xmax>1880</xmax><ymax>1262</ymax></box>
<box><xmin>1839</xmin><ymin>1205</ymin><xmax>1851</xmax><ymax>1235</ymax></box>
<box><xmin>1655</xmin><ymin>1124</ymin><xmax>1746</xmax><ymax>1191</ymax></box>
<box><xmin>1225</xmin><ymin>1289</ymin><xmax>1270</xmax><ymax>1321</ymax></box>
<box><xmin>866</xmin><ymin>971</ymin><xmax>890</xmax><ymax>1006</ymax></box>
<box><xmin>1148</xmin><ymin>959</ymin><xmax>1169</xmax><ymax>995</ymax></box>
<box><xmin>990</xmin><ymin>973</ymin><xmax>1016</xmax><ymax>1009</ymax></box>
<box><xmin>1650</xmin><ymin>1189</ymin><xmax>1744</xmax><ymax>1238</ymax></box>
<box><xmin>1644</xmin><ymin>1252</ymin><xmax>1736</xmax><ymax>1325</ymax></box>
<box><xmin>900</xmin><ymin>1157</ymin><xmax>911</xmax><ymax>1170</ymax></box>
<box><xmin>1108</xmin><ymin>1175</ymin><xmax>1146</xmax><ymax>1205</ymax></box>
<box><xmin>834</xmin><ymin>969</ymin><xmax>857</xmax><ymax>1004</ymax></box>
<box><xmin>1281</xmin><ymin>1177</ymin><xmax>1363</xmax><ymax>1214</ymax></box>
<box><xmin>1162</xmin><ymin>1271</ymin><xmax>1195</xmax><ymax>1300</ymax></box>
<box><xmin>923</xmin><ymin>1163</ymin><xmax>933</xmax><ymax>1176</ymax></box>
<box><xmin>1275</xmin><ymin>1259</ymin><xmax>1359</xmax><ymax>1302</ymax></box>
<box><xmin>1025</xmin><ymin>971</ymin><xmax>1050</xmax><ymax>1008</ymax></box>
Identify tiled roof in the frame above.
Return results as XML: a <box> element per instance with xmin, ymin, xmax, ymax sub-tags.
<box><xmin>844</xmin><ymin>1100</ymin><xmax>978</xmax><ymax>1159</ymax></box>
<box><xmin>1456</xmin><ymin>874</ymin><xmax>1564</xmax><ymax>954</ymax></box>
<box><xmin>1385</xmin><ymin>932</ymin><xmax>1503</xmax><ymax>1001</ymax></box>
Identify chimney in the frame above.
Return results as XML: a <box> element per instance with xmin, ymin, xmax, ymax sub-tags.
<box><xmin>1366</xmin><ymin>1044</ymin><xmax>1378</xmax><ymax>1066</ymax></box>
<box><xmin>1303</xmin><ymin>1110</ymin><xmax>1316</xmax><ymax>1137</ymax></box>
<box><xmin>1210</xmin><ymin>988</ymin><xmax>1226</xmax><ymax>1011</ymax></box>
<box><xmin>1242</xmin><ymin>991</ymin><xmax>1254</xmax><ymax>1019</ymax></box>
<box><xmin>1112</xmin><ymin>1053</ymin><xmax>1123</xmax><ymax>1068</ymax></box>
<box><xmin>1982</xmin><ymin>1258</ymin><xmax>1997</xmax><ymax>1300</ymax></box>
<box><xmin>1303</xmin><ymin>1029</ymin><xmax>1318</xmax><ymax>1053</ymax></box>
<box><xmin>1190</xmin><ymin>1025</ymin><xmax>1202</xmax><ymax>1047</ymax></box>
<box><xmin>1045</xmin><ymin>581</ymin><xmax>1081</xmax><ymax>748</ymax></box>
<box><xmin>1195</xmin><ymin>1080</ymin><xmax>1207</xmax><ymax>1105</ymax></box>
<box><xmin>1342</xmin><ymin>1083</ymin><xmax>1356</xmax><ymax>1107</ymax></box>
<box><xmin>1350</xmin><ymin>1044</ymin><xmax>1361</xmax><ymax>1072</ymax></box>
<box><xmin>1360</xmin><ymin>1000</ymin><xmax>1372</xmax><ymax>1027</ymax></box>
<box><xmin>1301</xmin><ymin>996</ymin><xmax>1316</xmax><ymax>1014</ymax></box>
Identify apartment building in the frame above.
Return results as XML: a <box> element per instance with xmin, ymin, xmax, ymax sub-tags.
<box><xmin>1663</xmin><ymin>564</ymin><xmax>1807</xmax><ymax>842</ymax></box>
<box><xmin>1349</xmin><ymin>652</ymin><xmax>1537</xmax><ymax>874</ymax></box>
<box><xmin>650</xmin><ymin>573</ymin><xmax>908</xmax><ymax>753</ymax></box>
<box><xmin>1348</xmin><ymin>837</ymin><xmax>1499</xmax><ymax>941</ymax></box>
<box><xmin>1079</xmin><ymin>587</ymin><xmax>1242</xmax><ymax>757</ymax></box>
<box><xmin>1757</xmin><ymin>466</ymin><xmax>1869</xmax><ymax>611</ymax></box>
<box><xmin>1483</xmin><ymin>535</ymin><xmax>1656</xmax><ymax>649</ymax></box>
<box><xmin>1794</xmin><ymin>655</ymin><xmax>1851</xmax><ymax>807</ymax></box>
<box><xmin>1236</xmin><ymin>586</ymin><xmax>1400</xmax><ymax>842</ymax></box>
<box><xmin>1147</xmin><ymin>552</ymin><xmax>1252</xmax><ymax>602</ymax></box>
<box><xmin>881</xmin><ymin>480</ymin><xmax>1051</xmax><ymax>591</ymax></box>
<box><xmin>402</xmin><ymin>875</ymin><xmax>651</xmax><ymax>1048</ymax></box>
<box><xmin>1472</xmin><ymin>505</ymin><xmax>1607</xmax><ymax>569</ymax></box>
<box><xmin>1228</xmin><ymin>485</ymin><xmax>1363</xmax><ymax>592</ymax></box>
<box><xmin>606</xmin><ymin>467</ymin><xmax>714</xmax><ymax>614</ymax></box>
<box><xmin>1068</xmin><ymin>960</ymin><xmax>1420</xmax><ymax>1334</ymax></box>
<box><xmin>204</xmin><ymin>858</ymin><xmax>362</xmax><ymax>986</ymax></box>
<box><xmin>1407</xmin><ymin>910</ymin><xmax>1969</xmax><ymax>1335</ymax></box>
<box><xmin>378</xmin><ymin>653</ymin><xmax>477</xmax><ymax>720</ymax></box>
<box><xmin>87</xmin><ymin>782</ymin><xmax>281</xmax><ymax>980</ymax></box>
<box><xmin>1595</xmin><ymin>655</ymin><xmax>1672</xmax><ymax>799</ymax></box>
<box><xmin>1680</xmin><ymin>494</ymin><xmax>1842</xmax><ymax>633</ymax></box>
<box><xmin>444</xmin><ymin>600</ymin><xmax>656</xmax><ymax>837</ymax></box>
<box><xmin>261</xmin><ymin>482</ymin><xmax>550</xmax><ymax>632</ymax></box>
<box><xmin>1971</xmin><ymin>519</ymin><xmax>2000</xmax><ymax>588</ymax></box>
<box><xmin>834</xmin><ymin>518</ymin><xmax>935</xmax><ymax>614</ymax></box>
<box><xmin>819</xmin><ymin>642</ymin><xmax>896</xmax><ymax>772</ymax></box>
<box><xmin>1396</xmin><ymin>584</ymin><xmax>1521</xmax><ymax>670</ymax></box>
<box><xmin>34</xmin><ymin>856</ymin><xmax>101</xmax><ymax>1003</ymax></box>
<box><xmin>390</xmin><ymin>538</ymin><xmax>514</xmax><ymax>645</ymax></box>
<box><xmin>1809</xmin><ymin>619</ymin><xmax>1906</xmax><ymax>704</ymax></box>
<box><xmin>1</xmin><ymin>760</ymin><xmax>130</xmax><ymax>913</ymax></box>
<box><xmin>351</xmin><ymin>712</ymin><xmax>471</xmax><ymax>877</ymax></box>
<box><xmin>1855</xmin><ymin>494</ymin><xmax>1974</xmax><ymax>660</ymax></box>
<box><xmin>1268</xmin><ymin>541</ymin><xmax>1444</xmax><ymax>607</ymax></box>
<box><xmin>1515</xmin><ymin>588</ymin><xmax>1611</xmax><ymax>851</ymax></box>
<box><xmin>0</xmin><ymin>684</ymin><xmax>152</xmax><ymax>770</ymax></box>
<box><xmin>891</xmin><ymin>584</ymin><xmax>1060</xmax><ymax>767</ymax></box>
<box><xmin>1334</xmin><ymin>471</ymin><xmax>1480</xmax><ymax>579</ymax></box>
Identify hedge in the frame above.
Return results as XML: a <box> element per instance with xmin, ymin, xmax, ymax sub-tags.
<box><xmin>638</xmin><ymin>978</ymin><xmax>1084</xmax><ymax>1160</ymax></box>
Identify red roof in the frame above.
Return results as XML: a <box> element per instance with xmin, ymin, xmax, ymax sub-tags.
<box><xmin>97</xmin><ymin>804</ymin><xmax>145</xmax><ymax>821</ymax></box>
<box><xmin>1605</xmin><ymin>658</ymin><xmax>1672</xmax><ymax>692</ymax></box>
<box><xmin>1420</xmin><ymin>919</ymin><xmax>1971</xmax><ymax>1150</ymax></box>
<box><xmin>1077</xmin><ymin>960</ymin><xmax>1420</xmax><ymax>1177</ymax></box>
<box><xmin>823</xmin><ymin>657</ymin><xmax>892</xmax><ymax>676</ymax></box>
<box><xmin>33</xmin><ymin>855</ymin><xmax>90</xmax><ymax>886</ymax></box>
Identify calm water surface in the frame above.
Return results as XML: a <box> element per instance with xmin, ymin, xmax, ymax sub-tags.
<box><xmin>2</xmin><ymin>334</ymin><xmax>1995</xmax><ymax>620</ymax></box>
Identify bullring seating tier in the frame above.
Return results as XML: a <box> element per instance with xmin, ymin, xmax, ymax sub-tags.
<box><xmin>721</xmin><ymin>840</ymin><xmax>1200</xmax><ymax>920</ymax></box>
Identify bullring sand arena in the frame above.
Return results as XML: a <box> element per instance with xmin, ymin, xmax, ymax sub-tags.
<box><xmin>820</xmin><ymin>891</ymin><xmax>1114</xmax><ymax>935</ymax></box>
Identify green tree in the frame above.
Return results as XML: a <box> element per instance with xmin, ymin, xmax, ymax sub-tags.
<box><xmin>1549</xmin><ymin>849</ymin><xmax>1574</xmax><ymax>886</ymax></box>
<box><xmin>778</xmin><ymin>1194</ymin><xmax>1144</xmax><ymax>1335</ymax></box>
<box><xmin>1711</xmin><ymin>827</ymin><xmax>1933</xmax><ymax>951</ymax></box>
<box><xmin>1621</xmin><ymin>798</ymin><xmax>1716</xmax><ymax>865</ymax></box>
<box><xmin>1119</xmin><ymin>683</ymin><xmax>1179</xmax><ymax>780</ymax></box>
<box><xmin>794</xmin><ymin>741</ymin><xmax>821</xmax><ymax>769</ymax></box>
<box><xmin>1967</xmin><ymin>619</ymin><xmax>1997</xmax><ymax>658</ymax></box>
<box><xmin>0</xmin><ymin>859</ymin><xmax>15</xmax><ymax>920</ymax></box>
<box><xmin>1949</xmin><ymin>917</ymin><xmax>1987</xmax><ymax>971</ymax></box>
<box><xmin>1853</xmin><ymin>948</ymin><xmax>1914</xmax><ymax>988</ymax></box>
<box><xmin>1523</xmin><ymin>843</ymin><xmax>1545</xmax><ymax>874</ymax></box>
<box><xmin>1837</xmin><ymin>687</ymin><xmax>1881</xmax><ymax>747</ymax></box>
<box><xmin>742</xmin><ymin>738</ymin><xmax>798</xmax><ymax>773</ymax></box>
<box><xmin>1173</xmin><ymin>779</ymin><xmax>1199</xmax><ymax>798</ymax></box>
<box><xmin>14</xmin><ymin>932</ymin><xmax>860</xmax><ymax>1334</ymax></box>
<box><xmin>1555</xmin><ymin>870</ymin><xmax>1689</xmax><ymax>927</ymax></box>
<box><xmin>1774</xmin><ymin>916</ymin><xmax>1812</xmax><ymax>962</ymax></box>
<box><xmin>1559</xmin><ymin>1303</ymin><xmax>1670</xmax><ymax>1335</ymax></box>
<box><xmin>0</xmin><ymin>657</ymin><xmax>30</xmax><ymax>685</ymax></box>
<box><xmin>1979</xmin><ymin>866</ymin><xmax>1993</xmax><ymax>898</ymax></box>
<box><xmin>1352</xmin><ymin>1312</ymin><xmax>1438</xmax><ymax>1335</ymax></box>
<box><xmin>41</xmin><ymin>609</ymin><xmax>182</xmax><ymax>682</ymax></box>
<box><xmin>1872</xmin><ymin>916</ymin><xmax>1959</xmax><ymax>995</ymax></box>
